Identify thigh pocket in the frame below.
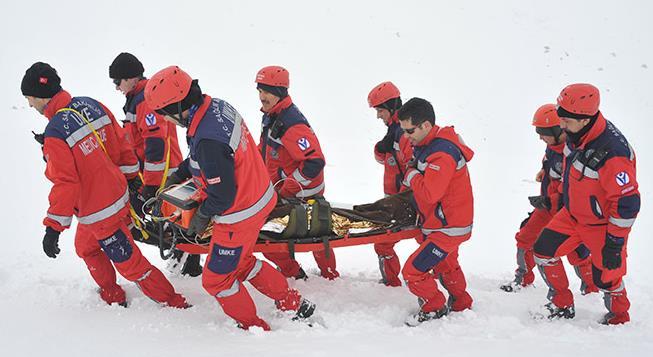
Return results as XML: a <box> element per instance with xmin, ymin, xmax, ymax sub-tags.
<box><xmin>98</xmin><ymin>229</ymin><xmax>133</xmax><ymax>263</ymax></box>
<box><xmin>208</xmin><ymin>244</ymin><xmax>243</xmax><ymax>275</ymax></box>
<box><xmin>412</xmin><ymin>242</ymin><xmax>448</xmax><ymax>273</ymax></box>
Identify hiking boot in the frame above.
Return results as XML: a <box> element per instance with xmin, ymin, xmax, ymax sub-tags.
<box><xmin>500</xmin><ymin>280</ymin><xmax>523</xmax><ymax>293</ymax></box>
<box><xmin>181</xmin><ymin>254</ymin><xmax>203</xmax><ymax>277</ymax></box>
<box><xmin>532</xmin><ymin>302</ymin><xmax>575</xmax><ymax>320</ymax></box>
<box><xmin>599</xmin><ymin>312</ymin><xmax>630</xmax><ymax>325</ymax></box>
<box><xmin>99</xmin><ymin>286</ymin><xmax>127</xmax><ymax>306</ymax></box>
<box><xmin>405</xmin><ymin>306</ymin><xmax>450</xmax><ymax>327</ymax></box>
<box><xmin>293</xmin><ymin>298</ymin><xmax>316</xmax><ymax>321</ymax></box>
<box><xmin>294</xmin><ymin>267</ymin><xmax>308</xmax><ymax>281</ymax></box>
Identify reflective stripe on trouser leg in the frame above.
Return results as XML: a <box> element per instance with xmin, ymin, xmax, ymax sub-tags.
<box><xmin>248</xmin><ymin>260</ymin><xmax>296</xmax><ymax>302</ymax></box>
<box><xmin>602</xmin><ymin>282</ymin><xmax>630</xmax><ymax>314</ymax></box>
<box><xmin>215</xmin><ymin>282</ymin><xmax>264</xmax><ymax>328</ymax></box>
<box><xmin>535</xmin><ymin>255</ymin><xmax>573</xmax><ymax>308</ymax></box>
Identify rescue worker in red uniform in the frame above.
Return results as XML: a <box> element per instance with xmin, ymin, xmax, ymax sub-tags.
<box><xmin>22</xmin><ymin>62</ymin><xmax>188</xmax><ymax>308</ymax></box>
<box><xmin>145</xmin><ymin>66</ymin><xmax>315</xmax><ymax>330</ymax></box>
<box><xmin>108</xmin><ymin>53</ymin><xmax>201</xmax><ymax>276</ymax></box>
<box><xmin>501</xmin><ymin>104</ymin><xmax>597</xmax><ymax>295</ymax></box>
<box><xmin>397</xmin><ymin>98</ymin><xmax>474</xmax><ymax>326</ymax></box>
<box><xmin>367</xmin><ymin>81</ymin><xmax>412</xmax><ymax>286</ymax></box>
<box><xmin>255</xmin><ymin>66</ymin><xmax>338</xmax><ymax>280</ymax></box>
<box><xmin>533</xmin><ymin>84</ymin><xmax>640</xmax><ymax>325</ymax></box>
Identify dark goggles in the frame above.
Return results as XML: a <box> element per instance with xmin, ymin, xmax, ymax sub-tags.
<box><xmin>535</xmin><ymin>125</ymin><xmax>562</xmax><ymax>137</ymax></box>
<box><xmin>112</xmin><ymin>78</ymin><xmax>122</xmax><ymax>86</ymax></box>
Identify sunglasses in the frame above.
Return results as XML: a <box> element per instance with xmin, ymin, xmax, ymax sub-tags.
<box><xmin>402</xmin><ymin>123</ymin><xmax>422</xmax><ymax>135</ymax></box>
<box><xmin>112</xmin><ymin>78</ymin><xmax>123</xmax><ymax>86</ymax></box>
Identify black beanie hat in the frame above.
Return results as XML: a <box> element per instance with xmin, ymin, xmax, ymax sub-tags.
<box><xmin>257</xmin><ymin>83</ymin><xmax>288</xmax><ymax>99</ymax></box>
<box><xmin>21</xmin><ymin>62</ymin><xmax>62</xmax><ymax>98</ymax></box>
<box><xmin>109</xmin><ymin>52</ymin><xmax>144</xmax><ymax>79</ymax></box>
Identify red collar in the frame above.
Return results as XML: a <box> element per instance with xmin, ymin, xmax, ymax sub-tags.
<box><xmin>548</xmin><ymin>142</ymin><xmax>565</xmax><ymax>154</ymax></box>
<box><xmin>128</xmin><ymin>79</ymin><xmax>148</xmax><ymax>96</ymax></box>
<box><xmin>187</xmin><ymin>95</ymin><xmax>213</xmax><ymax>136</ymax></box>
<box><xmin>262</xmin><ymin>96</ymin><xmax>293</xmax><ymax>116</ymax></box>
<box><xmin>577</xmin><ymin>114</ymin><xmax>607</xmax><ymax>149</ymax></box>
<box><xmin>415</xmin><ymin>124</ymin><xmax>441</xmax><ymax>146</ymax></box>
<box><xmin>44</xmin><ymin>90</ymin><xmax>72</xmax><ymax>120</ymax></box>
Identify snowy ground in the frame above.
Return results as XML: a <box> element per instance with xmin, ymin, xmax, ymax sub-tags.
<box><xmin>1</xmin><ymin>1</ymin><xmax>652</xmax><ymax>356</ymax></box>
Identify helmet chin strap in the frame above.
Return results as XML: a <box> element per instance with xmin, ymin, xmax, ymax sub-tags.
<box><xmin>173</xmin><ymin>102</ymin><xmax>188</xmax><ymax>127</ymax></box>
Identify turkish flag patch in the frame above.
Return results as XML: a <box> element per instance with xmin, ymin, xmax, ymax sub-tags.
<box><xmin>39</xmin><ymin>77</ymin><xmax>48</xmax><ymax>84</ymax></box>
<box><xmin>207</xmin><ymin>176</ymin><xmax>222</xmax><ymax>185</ymax></box>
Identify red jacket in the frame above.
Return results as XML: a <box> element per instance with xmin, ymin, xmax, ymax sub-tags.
<box><xmin>259</xmin><ymin>96</ymin><xmax>326</xmax><ymax>199</ymax></box>
<box><xmin>562</xmin><ymin>114</ymin><xmax>640</xmax><ymax>240</ymax></box>
<box><xmin>373</xmin><ymin>112</ymin><xmax>412</xmax><ymax>195</ymax></box>
<box><xmin>122</xmin><ymin>79</ymin><xmax>183</xmax><ymax>187</ymax></box>
<box><xmin>41</xmin><ymin>90</ymin><xmax>138</xmax><ymax>236</ymax></box>
<box><xmin>186</xmin><ymin>96</ymin><xmax>276</xmax><ymax>231</ymax></box>
<box><xmin>540</xmin><ymin>142</ymin><xmax>565</xmax><ymax>213</ymax></box>
<box><xmin>403</xmin><ymin>125</ymin><xmax>474</xmax><ymax>236</ymax></box>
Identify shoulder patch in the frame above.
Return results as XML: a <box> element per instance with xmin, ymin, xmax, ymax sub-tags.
<box><xmin>297</xmin><ymin>137</ymin><xmax>311</xmax><ymax>151</ymax></box>
<box><xmin>615</xmin><ymin>171</ymin><xmax>630</xmax><ymax>186</ymax></box>
<box><xmin>145</xmin><ymin>113</ymin><xmax>157</xmax><ymax>126</ymax></box>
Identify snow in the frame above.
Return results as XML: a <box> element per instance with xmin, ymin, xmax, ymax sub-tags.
<box><xmin>1</xmin><ymin>0</ymin><xmax>652</xmax><ymax>356</ymax></box>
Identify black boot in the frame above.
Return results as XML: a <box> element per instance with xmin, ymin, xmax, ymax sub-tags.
<box><xmin>405</xmin><ymin>306</ymin><xmax>450</xmax><ymax>327</ymax></box>
<box><xmin>181</xmin><ymin>254</ymin><xmax>203</xmax><ymax>277</ymax></box>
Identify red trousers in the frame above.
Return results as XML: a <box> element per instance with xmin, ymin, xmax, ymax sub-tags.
<box><xmin>203</xmin><ymin>219</ymin><xmax>302</xmax><ymax>330</ymax></box>
<box><xmin>533</xmin><ymin>208</ymin><xmax>630</xmax><ymax>316</ymax></box>
<box><xmin>401</xmin><ymin>232</ymin><xmax>473</xmax><ymax>313</ymax></box>
<box><xmin>75</xmin><ymin>217</ymin><xmax>186</xmax><ymax>307</ymax></box>
<box><xmin>513</xmin><ymin>208</ymin><xmax>596</xmax><ymax>294</ymax></box>
<box><xmin>374</xmin><ymin>241</ymin><xmax>402</xmax><ymax>287</ymax></box>
<box><xmin>263</xmin><ymin>248</ymin><xmax>339</xmax><ymax>280</ymax></box>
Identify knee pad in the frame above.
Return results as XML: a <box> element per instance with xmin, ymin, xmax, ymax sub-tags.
<box><xmin>207</xmin><ymin>244</ymin><xmax>243</xmax><ymax>275</ymax></box>
<box><xmin>99</xmin><ymin>229</ymin><xmax>133</xmax><ymax>263</ymax></box>
<box><xmin>411</xmin><ymin>242</ymin><xmax>448</xmax><ymax>273</ymax></box>
<box><xmin>533</xmin><ymin>228</ymin><xmax>569</xmax><ymax>257</ymax></box>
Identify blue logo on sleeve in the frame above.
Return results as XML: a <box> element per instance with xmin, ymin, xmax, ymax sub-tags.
<box><xmin>145</xmin><ymin>113</ymin><xmax>157</xmax><ymax>126</ymax></box>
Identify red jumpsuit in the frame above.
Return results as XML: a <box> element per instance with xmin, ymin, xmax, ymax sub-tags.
<box><xmin>373</xmin><ymin>112</ymin><xmax>412</xmax><ymax>286</ymax></box>
<box><xmin>185</xmin><ymin>96</ymin><xmax>305</xmax><ymax>330</ymax></box>
<box><xmin>401</xmin><ymin>125</ymin><xmax>474</xmax><ymax>313</ymax></box>
<box><xmin>121</xmin><ymin>79</ymin><xmax>183</xmax><ymax>188</ymax></box>
<box><xmin>533</xmin><ymin>114</ymin><xmax>640</xmax><ymax>324</ymax></box>
<box><xmin>41</xmin><ymin>90</ymin><xmax>187</xmax><ymax>307</ymax></box>
<box><xmin>509</xmin><ymin>143</ymin><xmax>596</xmax><ymax>293</ymax></box>
<box><xmin>258</xmin><ymin>96</ymin><xmax>338</xmax><ymax>280</ymax></box>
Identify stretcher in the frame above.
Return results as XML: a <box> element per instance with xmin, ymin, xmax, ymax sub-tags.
<box><xmin>135</xmin><ymin>180</ymin><xmax>420</xmax><ymax>259</ymax></box>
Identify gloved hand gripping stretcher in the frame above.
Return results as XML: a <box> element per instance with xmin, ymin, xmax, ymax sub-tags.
<box><xmin>138</xmin><ymin>180</ymin><xmax>420</xmax><ymax>258</ymax></box>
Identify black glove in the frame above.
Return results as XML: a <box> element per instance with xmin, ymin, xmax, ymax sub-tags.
<box><xmin>375</xmin><ymin>131</ymin><xmax>395</xmax><ymax>154</ymax></box>
<box><xmin>141</xmin><ymin>185</ymin><xmax>159</xmax><ymax>201</ymax></box>
<box><xmin>528</xmin><ymin>195</ymin><xmax>551</xmax><ymax>210</ymax></box>
<box><xmin>43</xmin><ymin>227</ymin><xmax>61</xmax><ymax>259</ymax></box>
<box><xmin>187</xmin><ymin>206</ymin><xmax>212</xmax><ymax>237</ymax></box>
<box><xmin>163</xmin><ymin>172</ymin><xmax>185</xmax><ymax>189</ymax></box>
<box><xmin>602</xmin><ymin>234</ymin><xmax>624</xmax><ymax>270</ymax></box>
<box><xmin>127</xmin><ymin>176</ymin><xmax>143</xmax><ymax>194</ymax></box>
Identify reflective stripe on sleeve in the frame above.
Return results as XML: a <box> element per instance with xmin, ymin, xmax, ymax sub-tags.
<box><xmin>124</xmin><ymin>112</ymin><xmax>136</xmax><ymax>123</ymax></box>
<box><xmin>144</xmin><ymin>162</ymin><xmax>166</xmax><ymax>172</ymax></box>
<box><xmin>296</xmin><ymin>182</ymin><xmax>325</xmax><ymax>198</ymax></box>
<box><xmin>47</xmin><ymin>213</ymin><xmax>73</xmax><ymax>227</ymax></box>
<box><xmin>120</xmin><ymin>163</ymin><xmax>140</xmax><ymax>174</ymax></box>
<box><xmin>292</xmin><ymin>168</ymin><xmax>312</xmax><ymax>186</ymax></box>
<box><xmin>212</xmin><ymin>183</ymin><xmax>275</xmax><ymax>224</ymax></box>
